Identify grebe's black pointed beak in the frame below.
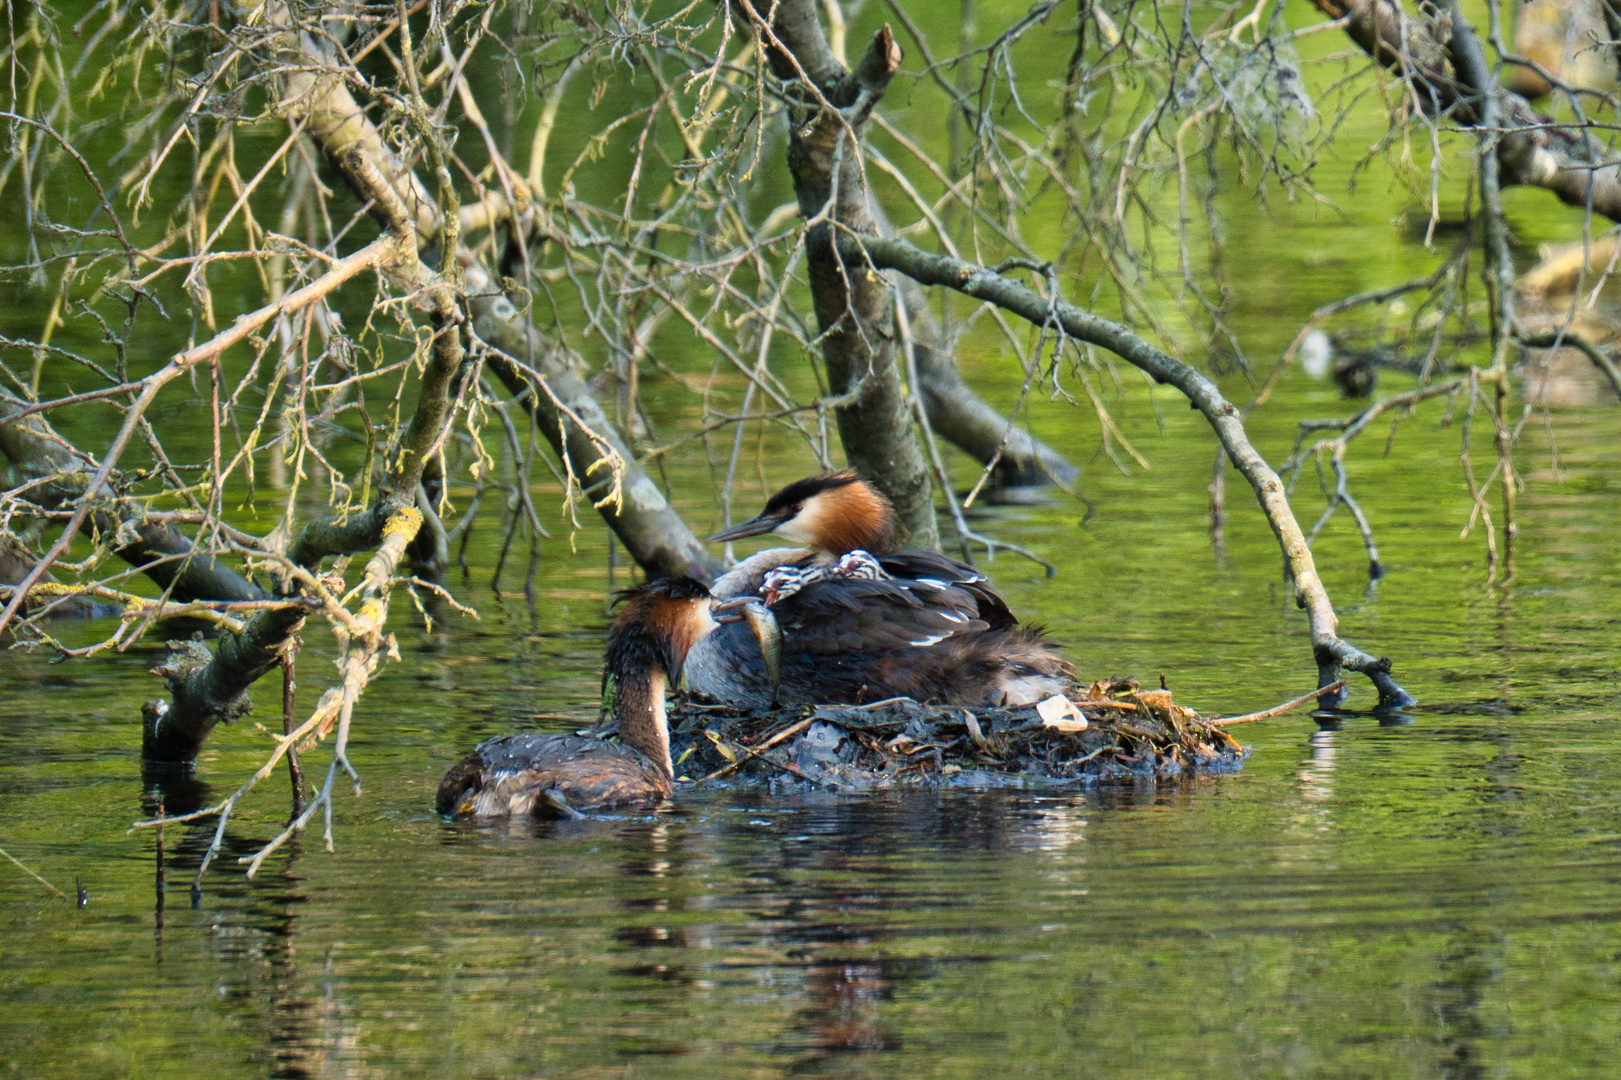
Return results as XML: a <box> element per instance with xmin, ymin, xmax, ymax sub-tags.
<box><xmin>712</xmin><ymin>596</ymin><xmax>756</xmax><ymax>623</ymax></box>
<box><xmin>706</xmin><ymin>512</ymin><xmax>788</xmax><ymax>544</ymax></box>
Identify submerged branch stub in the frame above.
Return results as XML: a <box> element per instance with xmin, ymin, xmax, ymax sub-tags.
<box><xmin>847</xmin><ymin>234</ymin><xmax>1416</xmax><ymax>709</ymax></box>
<box><xmin>143</xmin><ymin>627</ymin><xmax>298</xmax><ymax>764</ymax></box>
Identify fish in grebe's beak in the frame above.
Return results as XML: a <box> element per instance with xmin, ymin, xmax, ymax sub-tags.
<box><xmin>713</xmin><ymin>596</ymin><xmax>782</xmax><ymax>704</ymax></box>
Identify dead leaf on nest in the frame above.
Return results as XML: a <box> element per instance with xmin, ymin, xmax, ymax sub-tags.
<box><xmin>1081</xmin><ymin>676</ymin><xmax>1140</xmax><ymax>701</ymax></box>
<box><xmin>704</xmin><ymin>729</ymin><xmax>737</xmax><ymax>762</ymax></box>
<box><xmin>1131</xmin><ymin>688</ymin><xmax>1174</xmax><ymax>711</ymax></box>
<box><xmin>1037</xmin><ymin>695</ymin><xmax>1088</xmax><ymax>733</ymax></box>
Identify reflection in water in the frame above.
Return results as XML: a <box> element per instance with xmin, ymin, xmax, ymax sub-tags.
<box><xmin>775</xmin><ymin>959</ymin><xmax>904</xmax><ymax>1070</ymax></box>
<box><xmin>143</xmin><ymin>767</ymin><xmax>214</xmax><ymax>819</ymax></box>
<box><xmin>1299</xmin><ymin>727</ymin><xmax>1337</xmax><ymax>808</ymax></box>
<box><xmin>231</xmin><ymin>853</ymin><xmax>363</xmax><ymax>1080</ymax></box>
<box><xmin>703</xmin><ymin>805</ymin><xmax>921</xmax><ymax>1072</ymax></box>
<box><xmin>1432</xmin><ymin>930</ymin><xmax>1506</xmax><ymax>1080</ymax></box>
<box><xmin>600</xmin><ymin>799</ymin><xmax>1023</xmax><ymax>1072</ymax></box>
<box><xmin>1013</xmin><ymin>800</ymin><xmax>1090</xmax><ymax>856</ymax></box>
<box><xmin>260</xmin><ymin>860</ymin><xmax>319</xmax><ymax>1080</ymax></box>
<box><xmin>135</xmin><ymin>773</ymin><xmax>366</xmax><ymax>1078</ymax></box>
<box><xmin>142</xmin><ymin>774</ymin><xmax>213</xmax><ymax>910</ymax></box>
<box><xmin>154</xmin><ymin>803</ymin><xmax>167</xmax><ymax>954</ymax></box>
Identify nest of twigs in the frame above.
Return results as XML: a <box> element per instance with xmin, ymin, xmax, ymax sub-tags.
<box><xmin>669</xmin><ymin>678</ymin><xmax>1249</xmax><ymax>790</ymax></box>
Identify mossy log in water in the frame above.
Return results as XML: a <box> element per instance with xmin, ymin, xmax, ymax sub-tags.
<box><xmin>668</xmin><ymin>679</ymin><xmax>1249</xmax><ymax>791</ymax></box>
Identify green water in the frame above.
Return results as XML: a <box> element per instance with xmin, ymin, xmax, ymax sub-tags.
<box><xmin>3</xmin><ymin>391</ymin><xmax>1619</xmax><ymax>1077</ymax></box>
<box><xmin>5</xmin><ymin>1</ymin><xmax>1621</xmax><ymax>1076</ymax></box>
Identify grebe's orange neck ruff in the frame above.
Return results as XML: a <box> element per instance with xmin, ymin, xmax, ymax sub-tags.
<box><xmin>605</xmin><ymin>578</ymin><xmax>722</xmax><ymax>780</ymax></box>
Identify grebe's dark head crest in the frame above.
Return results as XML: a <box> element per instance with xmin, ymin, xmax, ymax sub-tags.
<box><xmin>706</xmin><ymin>470</ymin><xmax>895</xmax><ymax>555</ymax></box>
<box><xmin>606</xmin><ymin>576</ymin><xmax>721</xmax><ymax>687</ymax></box>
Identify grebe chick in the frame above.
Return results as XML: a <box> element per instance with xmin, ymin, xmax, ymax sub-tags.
<box><xmin>688</xmin><ymin>471</ymin><xmax>1071</xmax><ymax>709</ymax></box>
<box><xmin>437</xmin><ymin>577</ymin><xmax>732</xmax><ymax>818</ymax></box>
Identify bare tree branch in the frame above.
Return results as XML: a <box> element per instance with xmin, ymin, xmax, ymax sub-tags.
<box><xmin>1312</xmin><ymin>0</ymin><xmax>1621</xmax><ymax>221</ymax></box>
<box><xmin>851</xmin><ymin>234</ymin><xmax>1414</xmax><ymax>707</ymax></box>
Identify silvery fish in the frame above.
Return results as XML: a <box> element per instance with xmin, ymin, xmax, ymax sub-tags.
<box><xmin>739</xmin><ymin>599</ymin><xmax>782</xmax><ymax>704</ymax></box>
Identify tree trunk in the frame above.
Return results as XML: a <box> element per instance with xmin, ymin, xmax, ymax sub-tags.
<box><xmin>742</xmin><ymin>0</ymin><xmax>940</xmax><ymax>550</ymax></box>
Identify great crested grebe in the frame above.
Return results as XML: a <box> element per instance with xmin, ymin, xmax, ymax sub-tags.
<box><xmin>437</xmin><ymin>577</ymin><xmax>736</xmax><ymax>818</ymax></box>
<box><xmin>685</xmin><ymin>471</ymin><xmax>1071</xmax><ymax>708</ymax></box>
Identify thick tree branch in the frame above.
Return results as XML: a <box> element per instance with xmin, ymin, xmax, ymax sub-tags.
<box><xmin>278</xmin><ymin>18</ymin><xmax>715</xmax><ymax>579</ymax></box>
<box><xmin>473</xmin><ymin>306</ymin><xmax>717</xmax><ymax>579</ymax></box>
<box><xmin>1</xmin><ymin>393</ymin><xmax>265</xmax><ymax>606</ymax></box>
<box><xmin>863</xmin><ymin>198</ymin><xmax>1078</xmax><ymax>489</ymax></box>
<box><xmin>1604</xmin><ymin>1</ymin><xmax>1621</xmax><ymax>81</ymax></box>
<box><xmin>0</xmin><ymin>238</ymin><xmax>388</xmax><ymax>638</ymax></box>
<box><xmin>141</xmin><ymin>16</ymin><xmax>470</xmax><ymax>762</ymax></box>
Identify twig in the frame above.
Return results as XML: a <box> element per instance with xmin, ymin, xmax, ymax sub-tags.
<box><xmin>0</xmin><ymin>843</ymin><xmax>69</xmax><ymax>900</ymax></box>
<box><xmin>1213</xmin><ymin>680</ymin><xmax>1346</xmax><ymax>725</ymax></box>
<box><xmin>282</xmin><ymin>641</ymin><xmax>305</xmax><ymax>815</ymax></box>
<box><xmin>691</xmin><ymin>717</ymin><xmax>814</xmax><ymax>785</ymax></box>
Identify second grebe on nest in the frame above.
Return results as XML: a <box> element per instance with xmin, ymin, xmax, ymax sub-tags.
<box><xmin>685</xmin><ymin>470</ymin><xmax>1070</xmax><ymax>709</ymax></box>
<box><xmin>437</xmin><ymin>577</ymin><xmax>743</xmax><ymax>818</ymax></box>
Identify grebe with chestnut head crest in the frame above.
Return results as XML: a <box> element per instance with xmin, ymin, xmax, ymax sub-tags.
<box><xmin>437</xmin><ymin>577</ymin><xmax>753</xmax><ymax>818</ymax></box>
<box><xmin>685</xmin><ymin>471</ymin><xmax>1071</xmax><ymax>710</ymax></box>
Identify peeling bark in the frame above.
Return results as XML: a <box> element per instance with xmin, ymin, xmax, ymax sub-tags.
<box><xmin>144</xmin><ymin>277</ymin><xmax>459</xmax><ymax>761</ymax></box>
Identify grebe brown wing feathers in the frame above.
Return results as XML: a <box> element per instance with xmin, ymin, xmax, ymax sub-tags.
<box><xmin>874</xmin><ymin>551</ymin><xmax>1018</xmax><ymax>630</ymax></box>
<box><xmin>770</xmin><ymin>576</ymin><xmax>989</xmax><ymax>653</ymax></box>
<box><xmin>436</xmin><ymin>733</ymin><xmax>671</xmax><ymax>817</ymax></box>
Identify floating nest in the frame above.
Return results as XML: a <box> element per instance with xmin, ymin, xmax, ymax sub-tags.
<box><xmin>669</xmin><ymin>678</ymin><xmax>1249</xmax><ymax>791</ymax></box>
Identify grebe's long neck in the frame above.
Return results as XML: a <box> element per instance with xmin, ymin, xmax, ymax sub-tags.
<box><xmin>614</xmin><ymin>665</ymin><xmax>673</xmax><ymax>780</ymax></box>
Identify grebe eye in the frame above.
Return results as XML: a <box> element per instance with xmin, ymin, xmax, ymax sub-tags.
<box><xmin>790</xmin><ymin>503</ymin><xmax>803</xmax><ymax>515</ymax></box>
